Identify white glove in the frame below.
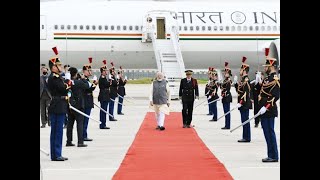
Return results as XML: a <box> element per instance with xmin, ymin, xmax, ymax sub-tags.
<box><xmin>92</xmin><ymin>75</ymin><xmax>97</xmax><ymax>81</ymax></box>
<box><xmin>65</xmin><ymin>72</ymin><xmax>71</xmax><ymax>80</ymax></box>
<box><xmin>207</xmin><ymin>96</ymin><xmax>212</xmax><ymax>100</ymax></box>
<box><xmin>250</xmin><ymin>80</ymin><xmax>256</xmax><ymax>84</ymax></box>
<box><xmin>236</xmin><ymin>103</ymin><xmax>242</xmax><ymax>108</ymax></box>
<box><xmin>259</xmin><ymin>106</ymin><xmax>267</xmax><ymax>114</ymax></box>
<box><xmin>125</xmin><ymin>76</ymin><xmax>128</xmax><ymax>80</ymax></box>
<box><xmin>116</xmin><ymin>75</ymin><xmax>119</xmax><ymax>79</ymax></box>
<box><xmin>233</xmin><ymin>75</ymin><xmax>238</xmax><ymax>83</ymax></box>
<box><xmin>255</xmin><ymin>73</ymin><xmax>261</xmax><ymax>84</ymax></box>
<box><xmin>67</xmin><ymin>91</ymin><xmax>72</xmax><ymax>98</ymax></box>
<box><xmin>109</xmin><ymin>74</ymin><xmax>112</xmax><ymax>79</ymax></box>
<box><xmin>87</xmin><ymin>81</ymin><xmax>92</xmax><ymax>87</ymax></box>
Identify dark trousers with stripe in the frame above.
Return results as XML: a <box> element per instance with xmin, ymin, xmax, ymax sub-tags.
<box><xmin>211</xmin><ymin>101</ymin><xmax>218</xmax><ymax>120</ymax></box>
<box><xmin>100</xmin><ymin>100</ymin><xmax>109</xmax><ymax>128</ymax></box>
<box><xmin>207</xmin><ymin>98</ymin><xmax>213</xmax><ymax>115</ymax></box>
<box><xmin>261</xmin><ymin>117</ymin><xmax>279</xmax><ymax>160</ymax></box>
<box><xmin>240</xmin><ymin>109</ymin><xmax>251</xmax><ymax>141</ymax></box>
<box><xmin>83</xmin><ymin>108</ymin><xmax>92</xmax><ymax>139</ymax></box>
<box><xmin>222</xmin><ymin>102</ymin><xmax>231</xmax><ymax>128</ymax></box>
<box><xmin>117</xmin><ymin>96</ymin><xmax>124</xmax><ymax>114</ymax></box>
<box><xmin>182</xmin><ymin>101</ymin><xmax>194</xmax><ymax>125</ymax></box>
<box><xmin>49</xmin><ymin>113</ymin><xmax>65</xmax><ymax>160</ymax></box>
<box><xmin>109</xmin><ymin>97</ymin><xmax>115</xmax><ymax>120</ymax></box>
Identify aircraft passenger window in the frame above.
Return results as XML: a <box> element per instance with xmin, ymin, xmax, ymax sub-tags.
<box><xmin>237</xmin><ymin>26</ymin><xmax>241</xmax><ymax>31</ymax></box>
<box><xmin>273</xmin><ymin>26</ymin><xmax>277</xmax><ymax>31</ymax></box>
<box><xmin>208</xmin><ymin>26</ymin><xmax>212</xmax><ymax>31</ymax></box>
<box><xmin>255</xmin><ymin>26</ymin><xmax>259</xmax><ymax>31</ymax></box>
<box><xmin>135</xmin><ymin>25</ymin><xmax>139</xmax><ymax>30</ymax></box>
<box><xmin>111</xmin><ymin>25</ymin><xmax>115</xmax><ymax>30</ymax></box>
<box><xmin>98</xmin><ymin>25</ymin><xmax>102</xmax><ymax>30</ymax></box>
<box><xmin>190</xmin><ymin>26</ymin><xmax>194</xmax><ymax>31</ymax></box>
<box><xmin>267</xmin><ymin>26</ymin><xmax>271</xmax><ymax>31</ymax></box>
<box><xmin>129</xmin><ymin>26</ymin><xmax>133</xmax><ymax>30</ymax></box>
<box><xmin>80</xmin><ymin>25</ymin><xmax>83</xmax><ymax>30</ymax></box>
<box><xmin>261</xmin><ymin>26</ymin><xmax>265</xmax><ymax>31</ymax></box>
<box><xmin>219</xmin><ymin>26</ymin><xmax>223</xmax><ymax>31</ymax></box>
<box><xmin>123</xmin><ymin>26</ymin><xmax>127</xmax><ymax>31</ymax></box>
<box><xmin>231</xmin><ymin>26</ymin><xmax>235</xmax><ymax>31</ymax></box>
<box><xmin>117</xmin><ymin>26</ymin><xmax>120</xmax><ymax>30</ymax></box>
<box><xmin>201</xmin><ymin>26</ymin><xmax>205</xmax><ymax>31</ymax></box>
<box><xmin>184</xmin><ymin>26</ymin><xmax>187</xmax><ymax>31</ymax></box>
<box><xmin>42</xmin><ymin>25</ymin><xmax>44</xmax><ymax>30</ymax></box>
<box><xmin>243</xmin><ymin>26</ymin><xmax>247</xmax><ymax>31</ymax></box>
<box><xmin>225</xmin><ymin>26</ymin><xmax>229</xmax><ymax>31</ymax></box>
<box><xmin>196</xmin><ymin>26</ymin><xmax>199</xmax><ymax>31</ymax></box>
<box><xmin>105</xmin><ymin>25</ymin><xmax>108</xmax><ymax>30</ymax></box>
<box><xmin>214</xmin><ymin>26</ymin><xmax>217</xmax><ymax>31</ymax></box>
<box><xmin>67</xmin><ymin>25</ymin><xmax>71</xmax><ymax>30</ymax></box>
<box><xmin>73</xmin><ymin>25</ymin><xmax>77</xmax><ymax>30</ymax></box>
<box><xmin>179</xmin><ymin>26</ymin><xmax>181</xmax><ymax>31</ymax></box>
<box><xmin>61</xmin><ymin>25</ymin><xmax>65</xmax><ymax>30</ymax></box>
<box><xmin>249</xmin><ymin>26</ymin><xmax>253</xmax><ymax>31</ymax></box>
<box><xmin>54</xmin><ymin>25</ymin><xmax>58</xmax><ymax>30</ymax></box>
<box><xmin>92</xmin><ymin>25</ymin><xmax>96</xmax><ymax>30</ymax></box>
<box><xmin>86</xmin><ymin>25</ymin><xmax>90</xmax><ymax>30</ymax></box>
<box><xmin>141</xmin><ymin>26</ymin><xmax>143</xmax><ymax>30</ymax></box>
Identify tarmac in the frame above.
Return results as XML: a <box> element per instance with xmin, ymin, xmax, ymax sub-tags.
<box><xmin>40</xmin><ymin>84</ymin><xmax>280</xmax><ymax>180</ymax></box>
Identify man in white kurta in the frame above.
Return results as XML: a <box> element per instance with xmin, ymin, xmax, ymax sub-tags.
<box><xmin>149</xmin><ymin>72</ymin><xmax>171</xmax><ymax>131</ymax></box>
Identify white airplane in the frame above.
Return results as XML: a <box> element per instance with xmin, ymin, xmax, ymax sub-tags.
<box><xmin>40</xmin><ymin>0</ymin><xmax>280</xmax><ymax>72</ymax></box>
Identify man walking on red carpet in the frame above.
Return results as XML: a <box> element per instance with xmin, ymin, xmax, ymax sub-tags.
<box><xmin>149</xmin><ymin>72</ymin><xmax>171</xmax><ymax>131</ymax></box>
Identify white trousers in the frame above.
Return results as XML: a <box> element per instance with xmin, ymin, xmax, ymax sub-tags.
<box><xmin>155</xmin><ymin>111</ymin><xmax>165</xmax><ymax>127</ymax></box>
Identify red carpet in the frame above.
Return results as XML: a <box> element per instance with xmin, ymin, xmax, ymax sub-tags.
<box><xmin>112</xmin><ymin>112</ymin><xmax>233</xmax><ymax>180</ymax></box>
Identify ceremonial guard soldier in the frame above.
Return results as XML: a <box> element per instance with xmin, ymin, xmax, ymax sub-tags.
<box><xmin>205</xmin><ymin>67</ymin><xmax>213</xmax><ymax>115</ymax></box>
<box><xmin>208</xmin><ymin>68</ymin><xmax>219</xmax><ymax>121</ymax></box>
<box><xmin>117</xmin><ymin>66</ymin><xmax>127</xmax><ymax>115</ymax></box>
<box><xmin>98</xmin><ymin>60</ymin><xmax>111</xmax><ymax>129</ymax></box>
<box><xmin>179</xmin><ymin>70</ymin><xmax>199</xmax><ymax>128</ymax></box>
<box><xmin>258</xmin><ymin>56</ymin><xmax>280</xmax><ymax>162</ymax></box>
<box><xmin>108</xmin><ymin>62</ymin><xmax>118</xmax><ymax>121</ymax></box>
<box><xmin>234</xmin><ymin>57</ymin><xmax>252</xmax><ymax>143</ymax></box>
<box><xmin>47</xmin><ymin>47</ymin><xmax>69</xmax><ymax>161</ymax></box>
<box><xmin>220</xmin><ymin>62</ymin><xmax>233</xmax><ymax>129</ymax></box>
<box><xmin>83</xmin><ymin>57</ymin><xmax>98</xmax><ymax>141</ymax></box>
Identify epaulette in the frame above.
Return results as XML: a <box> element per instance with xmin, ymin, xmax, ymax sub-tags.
<box><xmin>273</xmin><ymin>74</ymin><xmax>279</xmax><ymax>81</ymax></box>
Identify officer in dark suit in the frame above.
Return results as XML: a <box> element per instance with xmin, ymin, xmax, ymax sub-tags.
<box><xmin>47</xmin><ymin>47</ymin><xmax>69</xmax><ymax>161</ymax></box>
<box><xmin>108</xmin><ymin>64</ymin><xmax>118</xmax><ymax>121</ymax></box>
<box><xmin>117</xmin><ymin>67</ymin><xmax>127</xmax><ymax>115</ymax></box>
<box><xmin>220</xmin><ymin>62</ymin><xmax>233</xmax><ymax>129</ymax></box>
<box><xmin>179</xmin><ymin>70</ymin><xmax>199</xmax><ymax>128</ymax></box>
<box><xmin>66</xmin><ymin>67</ymin><xmax>90</xmax><ymax>147</ymax></box>
<box><xmin>208</xmin><ymin>69</ymin><xmax>219</xmax><ymax>121</ymax></box>
<box><xmin>258</xmin><ymin>57</ymin><xmax>280</xmax><ymax>163</ymax></box>
<box><xmin>234</xmin><ymin>57</ymin><xmax>252</xmax><ymax>143</ymax></box>
<box><xmin>40</xmin><ymin>66</ymin><xmax>52</xmax><ymax>128</ymax></box>
<box><xmin>98</xmin><ymin>60</ymin><xmax>111</xmax><ymax>129</ymax></box>
<box><xmin>82</xmin><ymin>57</ymin><xmax>98</xmax><ymax>141</ymax></box>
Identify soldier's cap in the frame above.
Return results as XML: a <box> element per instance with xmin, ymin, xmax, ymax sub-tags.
<box><xmin>185</xmin><ymin>70</ymin><xmax>193</xmax><ymax>75</ymax></box>
<box><xmin>240</xmin><ymin>56</ymin><xmax>250</xmax><ymax>71</ymax></box>
<box><xmin>48</xmin><ymin>57</ymin><xmax>62</xmax><ymax>69</ymax></box>
<box><xmin>68</xmin><ymin>67</ymin><xmax>78</xmax><ymax>77</ymax></box>
<box><xmin>263</xmin><ymin>57</ymin><xmax>278</xmax><ymax>67</ymax></box>
<box><xmin>224</xmin><ymin>62</ymin><xmax>232</xmax><ymax>76</ymax></box>
<box><xmin>100</xmin><ymin>60</ymin><xmax>108</xmax><ymax>72</ymax></box>
<box><xmin>83</xmin><ymin>57</ymin><xmax>93</xmax><ymax>70</ymax></box>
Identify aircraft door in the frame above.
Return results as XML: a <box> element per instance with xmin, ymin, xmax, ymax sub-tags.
<box><xmin>40</xmin><ymin>15</ymin><xmax>46</xmax><ymax>40</ymax></box>
<box><xmin>157</xmin><ymin>18</ymin><xmax>166</xmax><ymax>39</ymax></box>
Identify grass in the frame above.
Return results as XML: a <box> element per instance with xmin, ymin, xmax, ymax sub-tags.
<box><xmin>126</xmin><ymin>78</ymin><xmax>208</xmax><ymax>84</ymax></box>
